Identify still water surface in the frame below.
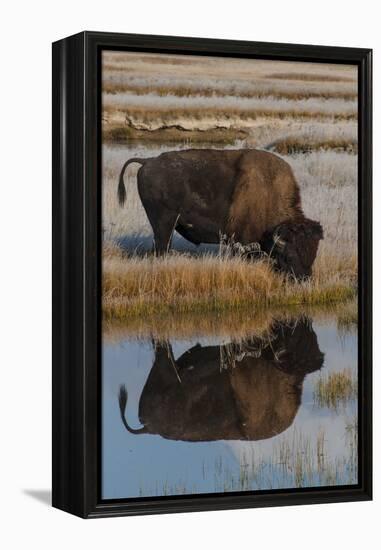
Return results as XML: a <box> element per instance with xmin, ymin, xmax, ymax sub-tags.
<box><xmin>102</xmin><ymin>314</ymin><xmax>357</xmax><ymax>499</ymax></box>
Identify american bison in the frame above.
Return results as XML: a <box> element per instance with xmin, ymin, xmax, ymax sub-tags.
<box><xmin>118</xmin><ymin>318</ymin><xmax>324</xmax><ymax>442</ymax></box>
<box><xmin>118</xmin><ymin>148</ymin><xmax>323</xmax><ymax>279</ymax></box>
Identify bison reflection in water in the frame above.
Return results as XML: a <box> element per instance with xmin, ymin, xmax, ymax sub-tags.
<box><xmin>118</xmin><ymin>318</ymin><xmax>324</xmax><ymax>442</ymax></box>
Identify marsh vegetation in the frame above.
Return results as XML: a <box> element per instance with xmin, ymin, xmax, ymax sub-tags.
<box><xmin>314</xmin><ymin>369</ymin><xmax>358</xmax><ymax>410</ymax></box>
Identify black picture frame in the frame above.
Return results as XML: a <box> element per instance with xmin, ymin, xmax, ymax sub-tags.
<box><xmin>52</xmin><ymin>31</ymin><xmax>372</xmax><ymax>519</ymax></box>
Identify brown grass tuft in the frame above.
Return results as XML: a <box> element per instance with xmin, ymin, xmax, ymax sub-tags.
<box><xmin>265</xmin><ymin>73</ymin><xmax>356</xmax><ymax>83</ymax></box>
<box><xmin>267</xmin><ymin>136</ymin><xmax>357</xmax><ymax>155</ymax></box>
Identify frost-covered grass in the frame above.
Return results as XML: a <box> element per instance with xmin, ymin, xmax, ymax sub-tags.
<box><xmin>243</xmin><ymin>120</ymin><xmax>357</xmax><ymax>149</ymax></box>
<box><xmin>288</xmin><ymin>151</ymin><xmax>357</xmax><ymax>263</ymax></box>
<box><xmin>102</xmin><ymin>52</ymin><xmax>357</xmax><ymax>83</ymax></box>
<box><xmin>103</xmin><ymin>95</ymin><xmax>357</xmax><ymax>138</ymax></box>
<box><xmin>102</xmin><ymin>52</ymin><xmax>358</xmax><ymax>139</ymax></box>
<box><xmin>103</xmin><ymin>91</ymin><xmax>357</xmax><ymax>117</ymax></box>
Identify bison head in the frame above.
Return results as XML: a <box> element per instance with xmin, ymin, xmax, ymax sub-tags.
<box><xmin>260</xmin><ymin>219</ymin><xmax>323</xmax><ymax>280</ymax></box>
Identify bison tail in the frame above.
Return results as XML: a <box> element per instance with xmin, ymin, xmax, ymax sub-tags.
<box><xmin>117</xmin><ymin>157</ymin><xmax>147</xmax><ymax>207</ymax></box>
<box><xmin>118</xmin><ymin>385</ymin><xmax>147</xmax><ymax>435</ymax></box>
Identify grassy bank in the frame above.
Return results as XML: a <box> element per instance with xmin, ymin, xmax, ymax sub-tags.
<box><xmin>102</xmin><ymin>245</ymin><xmax>356</xmax><ymax>321</ymax></box>
<box><xmin>102</xmin><ymin>103</ymin><xmax>357</xmax><ymax>143</ymax></box>
<box><xmin>102</xmin><ymin>125</ymin><xmax>247</xmax><ymax>144</ymax></box>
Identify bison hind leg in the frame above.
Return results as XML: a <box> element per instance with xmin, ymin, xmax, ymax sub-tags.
<box><xmin>148</xmin><ymin>211</ymin><xmax>180</xmax><ymax>255</ymax></box>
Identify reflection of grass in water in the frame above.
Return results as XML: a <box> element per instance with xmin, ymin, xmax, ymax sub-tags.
<box><xmin>103</xmin><ymin>298</ymin><xmax>357</xmax><ymax>342</ymax></box>
<box><xmin>314</xmin><ymin>369</ymin><xmax>357</xmax><ymax>411</ymax></box>
<box><xmin>137</xmin><ymin>418</ymin><xmax>358</xmax><ymax>497</ymax></box>
<box><xmin>104</xmin><ymin>307</ymin><xmax>280</xmax><ymax>343</ymax></box>
<box><xmin>336</xmin><ymin>299</ymin><xmax>358</xmax><ymax>332</ymax></box>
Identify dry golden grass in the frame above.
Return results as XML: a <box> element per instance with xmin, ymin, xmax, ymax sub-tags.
<box><xmin>314</xmin><ymin>369</ymin><xmax>358</xmax><ymax>410</ymax></box>
<box><xmin>265</xmin><ymin>72</ymin><xmax>355</xmax><ymax>82</ymax></box>
<box><xmin>102</xmin><ymin>245</ymin><xmax>356</xmax><ymax>321</ymax></box>
<box><xmin>267</xmin><ymin>136</ymin><xmax>357</xmax><ymax>155</ymax></box>
<box><xmin>310</xmin><ymin>248</ymin><xmax>357</xmax><ymax>285</ymax></box>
